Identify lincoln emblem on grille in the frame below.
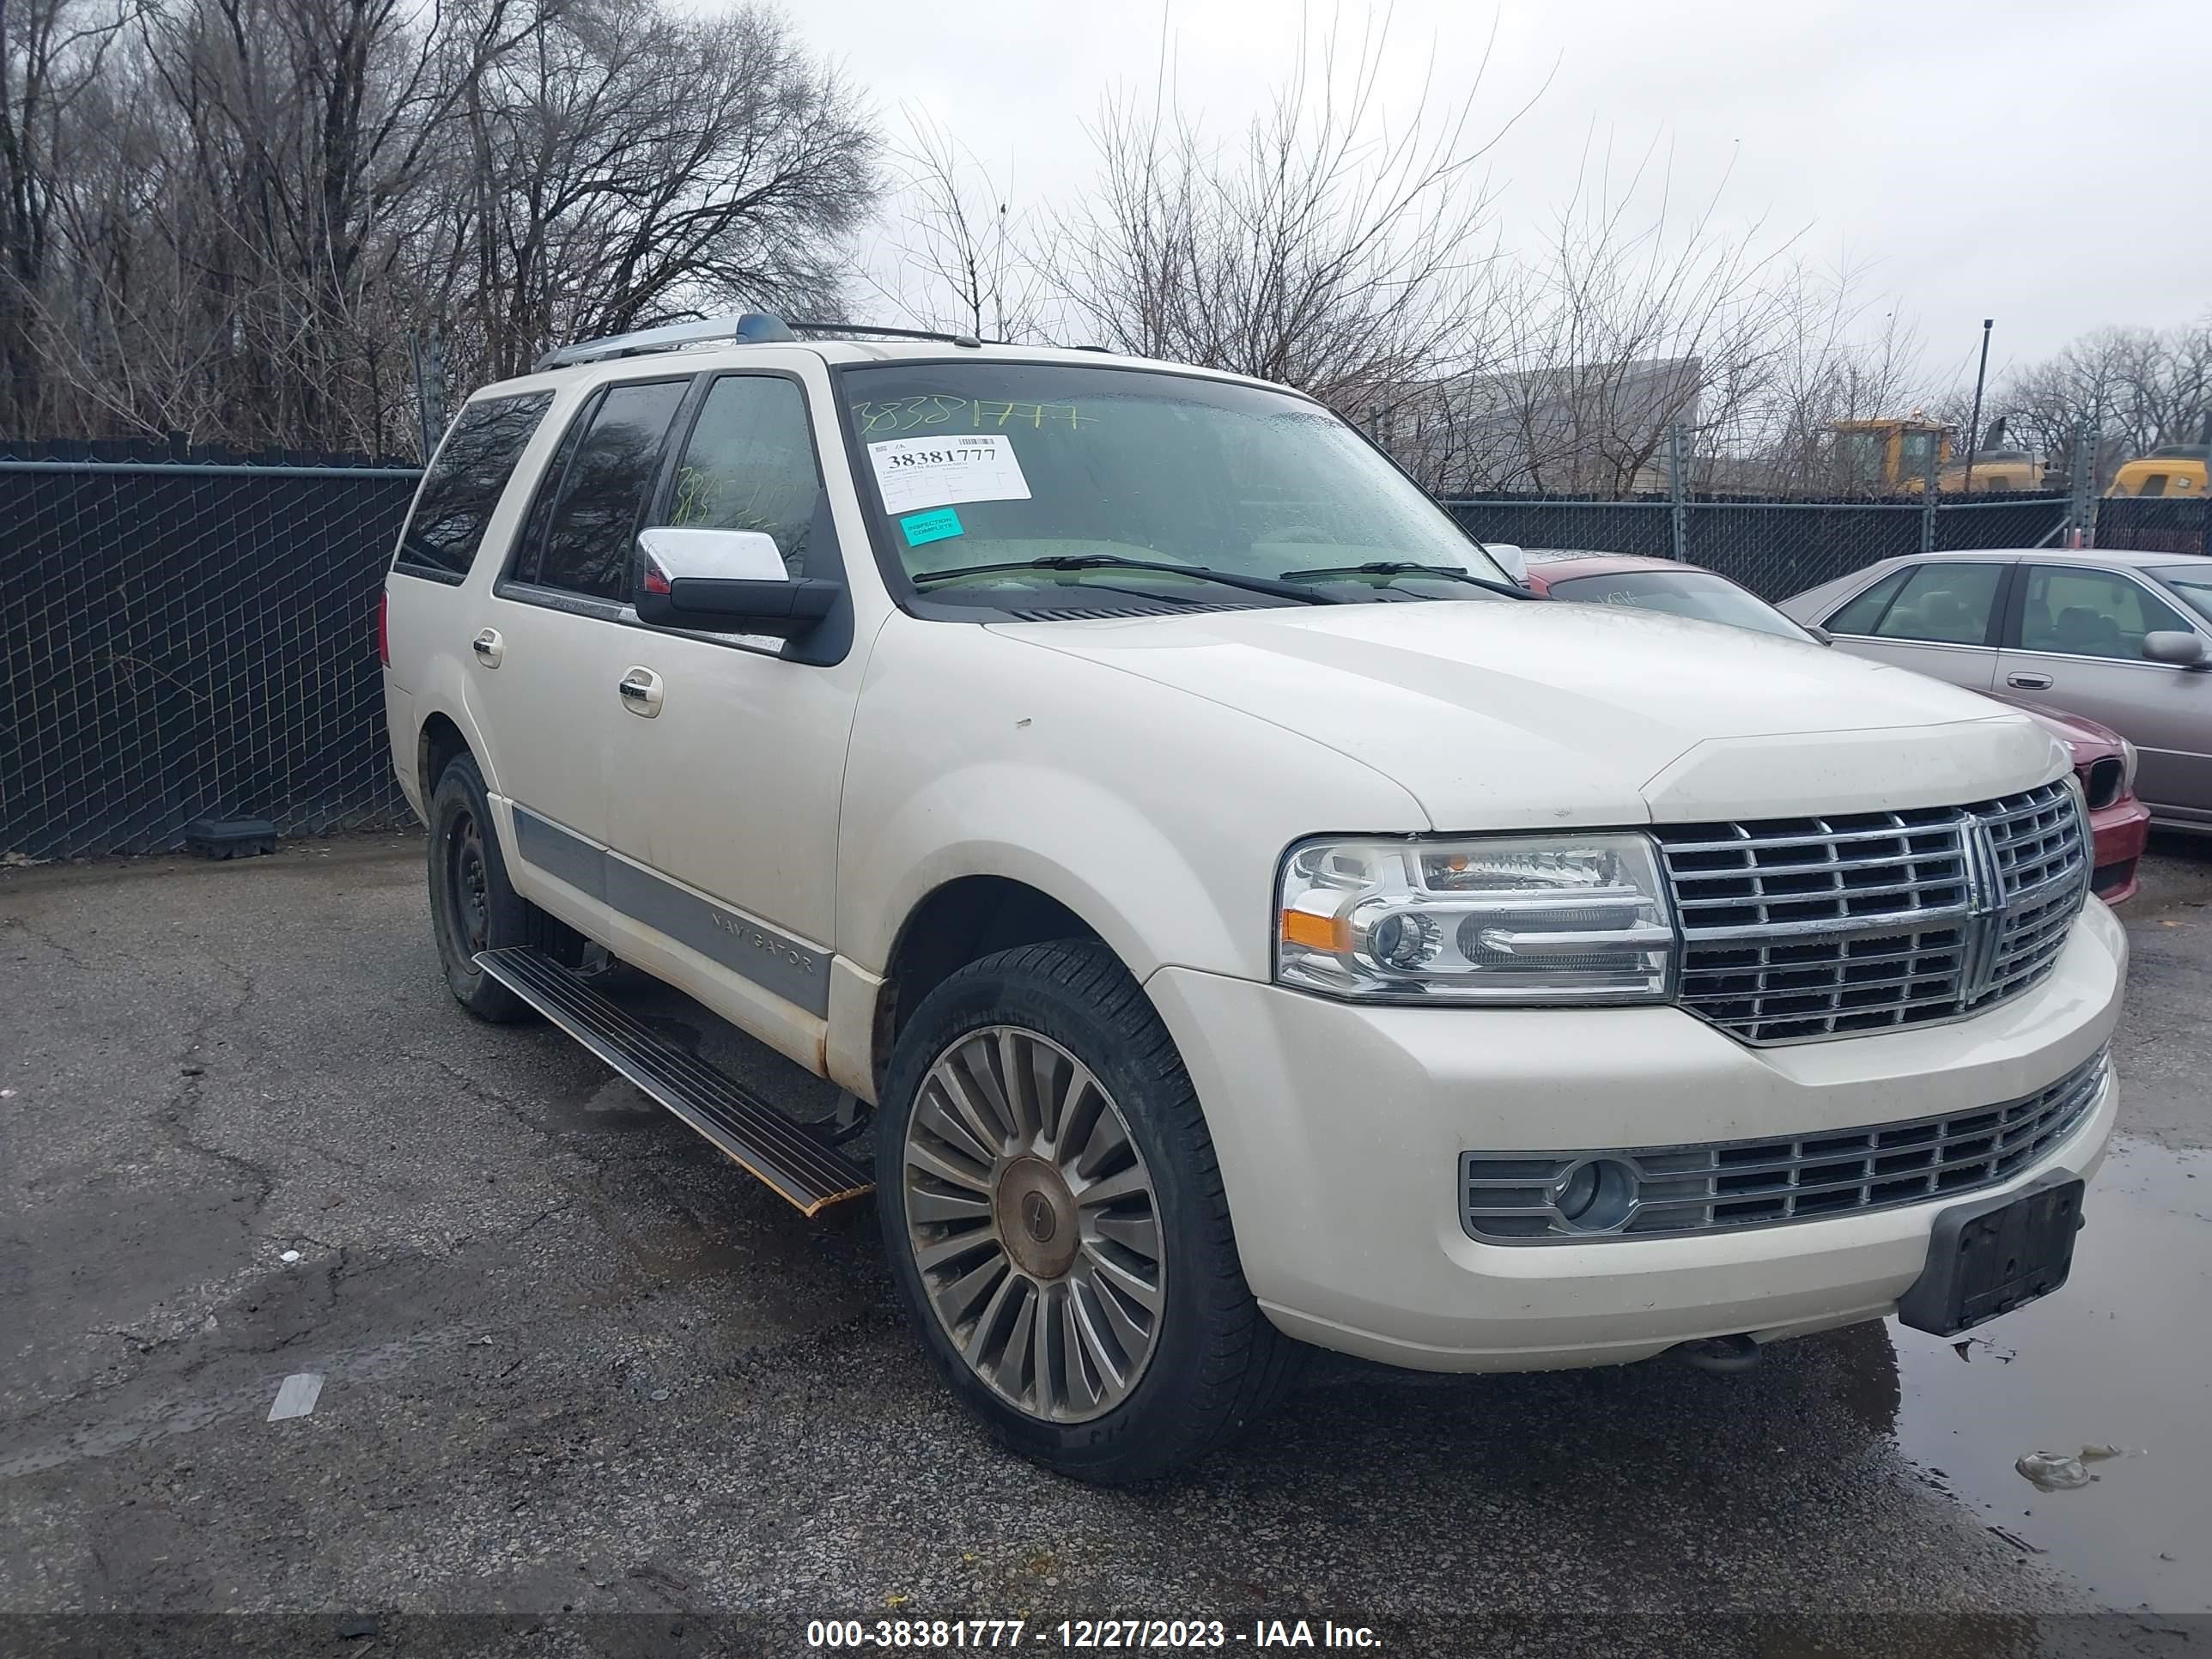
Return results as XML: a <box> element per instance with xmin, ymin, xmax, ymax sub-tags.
<box><xmin>1955</xmin><ymin>811</ymin><xmax>2009</xmax><ymax>1005</ymax></box>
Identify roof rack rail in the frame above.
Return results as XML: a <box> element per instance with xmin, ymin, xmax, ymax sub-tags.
<box><xmin>786</xmin><ymin>319</ymin><xmax>988</xmax><ymax>349</ymax></box>
<box><xmin>535</xmin><ymin>313</ymin><xmax>796</xmax><ymax>370</ymax></box>
<box><xmin>534</xmin><ymin>313</ymin><xmax>997</xmax><ymax>371</ymax></box>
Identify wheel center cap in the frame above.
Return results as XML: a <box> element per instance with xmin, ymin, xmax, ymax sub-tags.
<box><xmin>994</xmin><ymin>1156</ymin><xmax>1079</xmax><ymax>1280</ymax></box>
<box><xmin>1021</xmin><ymin>1190</ymin><xmax>1056</xmax><ymax>1243</ymax></box>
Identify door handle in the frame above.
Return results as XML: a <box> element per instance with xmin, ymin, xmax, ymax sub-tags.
<box><xmin>617</xmin><ymin>667</ymin><xmax>664</xmax><ymax>717</ymax></box>
<box><xmin>471</xmin><ymin>629</ymin><xmax>503</xmax><ymax>668</ymax></box>
<box><xmin>2006</xmin><ymin>672</ymin><xmax>2054</xmax><ymax>690</ymax></box>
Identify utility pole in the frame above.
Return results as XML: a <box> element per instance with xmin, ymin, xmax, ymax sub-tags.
<box><xmin>1962</xmin><ymin>318</ymin><xmax>1993</xmax><ymax>496</ymax></box>
<box><xmin>1920</xmin><ymin>437</ymin><xmax>1941</xmax><ymax>557</ymax></box>
<box><xmin>2068</xmin><ymin>420</ymin><xmax>2099</xmax><ymax>548</ymax></box>
<box><xmin>1667</xmin><ymin>423</ymin><xmax>1688</xmax><ymax>562</ymax></box>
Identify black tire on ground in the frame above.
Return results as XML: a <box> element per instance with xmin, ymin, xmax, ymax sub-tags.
<box><xmin>424</xmin><ymin>751</ymin><xmax>581</xmax><ymax>1022</ymax></box>
<box><xmin>875</xmin><ymin>939</ymin><xmax>1304</xmax><ymax>1483</ymax></box>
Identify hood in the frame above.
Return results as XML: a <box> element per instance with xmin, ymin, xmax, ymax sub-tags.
<box><xmin>993</xmin><ymin>600</ymin><xmax>2069</xmax><ymax>829</ymax></box>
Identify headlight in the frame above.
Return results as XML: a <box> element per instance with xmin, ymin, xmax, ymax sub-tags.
<box><xmin>1276</xmin><ymin>834</ymin><xmax>1677</xmax><ymax>1004</ymax></box>
<box><xmin>2119</xmin><ymin>738</ymin><xmax>2139</xmax><ymax>795</ymax></box>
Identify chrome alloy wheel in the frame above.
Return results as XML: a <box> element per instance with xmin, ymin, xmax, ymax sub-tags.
<box><xmin>901</xmin><ymin>1026</ymin><xmax>1165</xmax><ymax>1424</ymax></box>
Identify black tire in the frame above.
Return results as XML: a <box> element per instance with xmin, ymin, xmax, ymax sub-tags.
<box><xmin>876</xmin><ymin>939</ymin><xmax>1304</xmax><ymax>1483</ymax></box>
<box><xmin>425</xmin><ymin>751</ymin><xmax>580</xmax><ymax>1021</ymax></box>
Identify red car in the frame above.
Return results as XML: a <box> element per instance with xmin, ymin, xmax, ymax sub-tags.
<box><xmin>1517</xmin><ymin>550</ymin><xmax>2152</xmax><ymax>902</ymax></box>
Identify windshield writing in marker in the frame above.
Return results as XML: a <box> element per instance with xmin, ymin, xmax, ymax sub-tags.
<box><xmin>850</xmin><ymin>397</ymin><xmax>1092</xmax><ymax>436</ymax></box>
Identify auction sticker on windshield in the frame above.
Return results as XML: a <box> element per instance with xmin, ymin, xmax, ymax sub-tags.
<box><xmin>867</xmin><ymin>434</ymin><xmax>1031</xmax><ymax>516</ymax></box>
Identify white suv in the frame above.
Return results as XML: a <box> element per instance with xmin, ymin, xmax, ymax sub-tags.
<box><xmin>380</xmin><ymin>315</ymin><xmax>2124</xmax><ymax>1482</ymax></box>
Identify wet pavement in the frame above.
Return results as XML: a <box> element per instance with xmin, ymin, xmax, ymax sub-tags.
<box><xmin>3</xmin><ymin>834</ymin><xmax>2211</xmax><ymax>1656</ymax></box>
<box><xmin>1892</xmin><ymin>1139</ymin><xmax>2212</xmax><ymax>1613</ymax></box>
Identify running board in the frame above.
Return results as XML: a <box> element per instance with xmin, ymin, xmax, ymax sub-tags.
<box><xmin>473</xmin><ymin>945</ymin><xmax>872</xmax><ymax>1216</ymax></box>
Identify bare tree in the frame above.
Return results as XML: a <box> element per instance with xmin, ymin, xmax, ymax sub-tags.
<box><xmin>1</xmin><ymin>0</ymin><xmax>134</xmax><ymax>432</ymax></box>
<box><xmin>1047</xmin><ymin>10</ymin><xmax>1535</xmax><ymax>420</ymax></box>
<box><xmin>9</xmin><ymin>0</ymin><xmax>877</xmax><ymax>453</ymax></box>
<box><xmin>1994</xmin><ymin>320</ymin><xmax>2212</xmax><ymax>461</ymax></box>
<box><xmin>1728</xmin><ymin>264</ymin><xmax>1934</xmax><ymax>495</ymax></box>
<box><xmin>451</xmin><ymin>0</ymin><xmax>878</xmax><ymax>387</ymax></box>
<box><xmin>864</xmin><ymin>111</ymin><xmax>1047</xmax><ymax>343</ymax></box>
<box><xmin>1411</xmin><ymin>136</ymin><xmax>1808</xmax><ymax>497</ymax></box>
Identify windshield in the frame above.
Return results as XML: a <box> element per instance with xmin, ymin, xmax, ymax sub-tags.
<box><xmin>838</xmin><ymin>362</ymin><xmax>1507</xmax><ymax>611</ymax></box>
<box><xmin>2150</xmin><ymin>566</ymin><xmax>2212</xmax><ymax>627</ymax></box>
<box><xmin>1543</xmin><ymin>568</ymin><xmax>1811</xmax><ymax>640</ymax></box>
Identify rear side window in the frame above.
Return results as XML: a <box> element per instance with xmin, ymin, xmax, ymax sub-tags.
<box><xmin>1823</xmin><ymin>568</ymin><xmax>1910</xmax><ymax>635</ymax></box>
<box><xmin>1873</xmin><ymin>563</ymin><xmax>2006</xmax><ymax>645</ymax></box>
<box><xmin>529</xmin><ymin>379</ymin><xmax>690</xmax><ymax>601</ymax></box>
<box><xmin>394</xmin><ymin>392</ymin><xmax>552</xmax><ymax>581</ymax></box>
<box><xmin>1846</xmin><ymin>562</ymin><xmax>2006</xmax><ymax>646</ymax></box>
<box><xmin>659</xmin><ymin>375</ymin><xmax>823</xmax><ymax>576</ymax></box>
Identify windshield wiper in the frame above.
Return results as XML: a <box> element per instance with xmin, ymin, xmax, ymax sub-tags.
<box><xmin>911</xmin><ymin>554</ymin><xmax>1341</xmax><ymax>605</ymax></box>
<box><xmin>1274</xmin><ymin>561</ymin><xmax>1538</xmax><ymax>599</ymax></box>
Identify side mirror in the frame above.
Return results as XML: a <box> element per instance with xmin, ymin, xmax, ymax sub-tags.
<box><xmin>2142</xmin><ymin>629</ymin><xmax>2210</xmax><ymax>669</ymax></box>
<box><xmin>1481</xmin><ymin>543</ymin><xmax>1528</xmax><ymax>585</ymax></box>
<box><xmin>635</xmin><ymin>526</ymin><xmax>841</xmax><ymax>635</ymax></box>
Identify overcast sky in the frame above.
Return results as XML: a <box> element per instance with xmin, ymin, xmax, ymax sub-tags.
<box><xmin>804</xmin><ymin>0</ymin><xmax>2209</xmax><ymax>383</ymax></box>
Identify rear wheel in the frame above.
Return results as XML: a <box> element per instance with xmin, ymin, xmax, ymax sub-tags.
<box><xmin>425</xmin><ymin>752</ymin><xmax>577</xmax><ymax>1021</ymax></box>
<box><xmin>877</xmin><ymin>939</ymin><xmax>1303</xmax><ymax>1482</ymax></box>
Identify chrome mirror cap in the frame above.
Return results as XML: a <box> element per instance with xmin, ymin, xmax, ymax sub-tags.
<box><xmin>637</xmin><ymin>525</ymin><xmax>787</xmax><ymax>584</ymax></box>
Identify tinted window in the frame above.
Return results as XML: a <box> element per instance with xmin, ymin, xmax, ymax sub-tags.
<box><xmin>1544</xmin><ymin>569</ymin><xmax>1808</xmax><ymax>639</ymax></box>
<box><xmin>659</xmin><ymin>376</ymin><xmax>822</xmax><ymax>575</ymax></box>
<box><xmin>2021</xmin><ymin>565</ymin><xmax>2191</xmax><ymax>659</ymax></box>
<box><xmin>1866</xmin><ymin>562</ymin><xmax>2004</xmax><ymax>646</ymax></box>
<box><xmin>534</xmin><ymin>380</ymin><xmax>690</xmax><ymax>601</ymax></box>
<box><xmin>395</xmin><ymin>392</ymin><xmax>552</xmax><ymax>580</ymax></box>
<box><xmin>1824</xmin><ymin>568</ymin><xmax>1911</xmax><ymax>634</ymax></box>
<box><xmin>512</xmin><ymin>404</ymin><xmax>589</xmax><ymax>586</ymax></box>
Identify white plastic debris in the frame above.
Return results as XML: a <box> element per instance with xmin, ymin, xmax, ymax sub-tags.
<box><xmin>267</xmin><ymin>1373</ymin><xmax>325</xmax><ymax>1422</ymax></box>
<box><xmin>279</xmin><ymin>1249</ymin><xmax>301</xmax><ymax>1263</ymax></box>
<box><xmin>2015</xmin><ymin>1452</ymin><xmax>2093</xmax><ymax>1491</ymax></box>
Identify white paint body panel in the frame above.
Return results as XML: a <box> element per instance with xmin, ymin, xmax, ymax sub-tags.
<box><xmin>383</xmin><ymin>338</ymin><xmax>2123</xmax><ymax>1374</ymax></box>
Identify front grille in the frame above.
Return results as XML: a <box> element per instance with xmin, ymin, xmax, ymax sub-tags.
<box><xmin>1460</xmin><ymin>1045</ymin><xmax>2108</xmax><ymax>1243</ymax></box>
<box><xmin>1654</xmin><ymin>781</ymin><xmax>2087</xmax><ymax>1045</ymax></box>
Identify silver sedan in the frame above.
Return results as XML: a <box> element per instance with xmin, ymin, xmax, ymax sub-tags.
<box><xmin>1782</xmin><ymin>549</ymin><xmax>2212</xmax><ymax>831</ymax></box>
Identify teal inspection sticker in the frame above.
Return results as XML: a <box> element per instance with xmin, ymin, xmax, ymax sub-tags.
<box><xmin>901</xmin><ymin>507</ymin><xmax>964</xmax><ymax>548</ymax></box>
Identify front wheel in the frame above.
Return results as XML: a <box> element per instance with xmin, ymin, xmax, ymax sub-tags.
<box><xmin>876</xmin><ymin>940</ymin><xmax>1303</xmax><ymax>1483</ymax></box>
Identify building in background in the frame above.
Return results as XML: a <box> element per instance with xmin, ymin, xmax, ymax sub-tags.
<box><xmin>1389</xmin><ymin>356</ymin><xmax>1702</xmax><ymax>497</ymax></box>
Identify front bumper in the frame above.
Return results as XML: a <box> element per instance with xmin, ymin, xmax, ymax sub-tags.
<box><xmin>2090</xmin><ymin>795</ymin><xmax>2151</xmax><ymax>902</ymax></box>
<box><xmin>1146</xmin><ymin>902</ymin><xmax>2126</xmax><ymax>1372</ymax></box>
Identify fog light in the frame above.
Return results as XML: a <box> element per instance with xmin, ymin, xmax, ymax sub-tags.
<box><xmin>1553</xmin><ymin>1157</ymin><xmax>1638</xmax><ymax>1231</ymax></box>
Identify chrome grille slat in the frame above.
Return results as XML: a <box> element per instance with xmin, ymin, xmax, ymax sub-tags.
<box><xmin>1656</xmin><ymin>780</ymin><xmax>2087</xmax><ymax>1045</ymax></box>
<box><xmin>1459</xmin><ymin>1048</ymin><xmax>2108</xmax><ymax>1242</ymax></box>
<box><xmin>1673</xmin><ymin>872</ymin><xmax>1968</xmax><ymax>909</ymax></box>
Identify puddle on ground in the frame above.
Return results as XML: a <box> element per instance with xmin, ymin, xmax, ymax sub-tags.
<box><xmin>1887</xmin><ymin>1136</ymin><xmax>2212</xmax><ymax>1611</ymax></box>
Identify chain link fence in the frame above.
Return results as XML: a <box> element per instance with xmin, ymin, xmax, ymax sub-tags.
<box><xmin>2094</xmin><ymin>494</ymin><xmax>2210</xmax><ymax>558</ymax></box>
<box><xmin>1</xmin><ymin>451</ymin><xmax>2201</xmax><ymax>865</ymax></box>
<box><xmin>3</xmin><ymin>459</ymin><xmax>422</xmax><ymax>860</ymax></box>
<box><xmin>1440</xmin><ymin>493</ymin><xmax>2074</xmax><ymax>599</ymax></box>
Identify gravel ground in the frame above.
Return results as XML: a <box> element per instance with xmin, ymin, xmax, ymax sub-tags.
<box><xmin>3</xmin><ymin>834</ymin><xmax>2209</xmax><ymax>1658</ymax></box>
